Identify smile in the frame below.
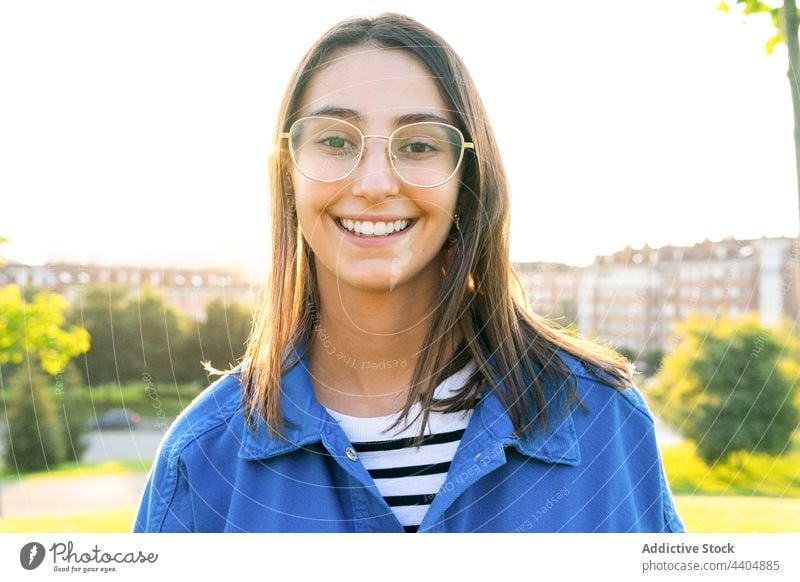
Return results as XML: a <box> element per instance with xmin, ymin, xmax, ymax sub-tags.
<box><xmin>334</xmin><ymin>217</ymin><xmax>415</xmax><ymax>237</ymax></box>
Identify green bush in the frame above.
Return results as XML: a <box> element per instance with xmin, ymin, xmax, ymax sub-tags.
<box><xmin>77</xmin><ymin>380</ymin><xmax>204</xmax><ymax>419</ymax></box>
<box><xmin>661</xmin><ymin>440</ymin><xmax>800</xmax><ymax>497</ymax></box>
<box><xmin>650</xmin><ymin>313</ymin><xmax>799</xmax><ymax>464</ymax></box>
<box><xmin>55</xmin><ymin>363</ymin><xmax>91</xmax><ymax>462</ymax></box>
<box><xmin>71</xmin><ymin>285</ymin><xmax>250</xmax><ymax>388</ymax></box>
<box><xmin>3</xmin><ymin>365</ymin><xmax>66</xmax><ymax>473</ymax></box>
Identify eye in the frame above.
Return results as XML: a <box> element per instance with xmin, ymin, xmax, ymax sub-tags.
<box><xmin>398</xmin><ymin>141</ymin><xmax>437</xmax><ymax>154</ymax></box>
<box><xmin>321</xmin><ymin>135</ymin><xmax>350</xmax><ymax>149</ymax></box>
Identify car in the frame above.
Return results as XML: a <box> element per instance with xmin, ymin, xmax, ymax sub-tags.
<box><xmin>89</xmin><ymin>408</ymin><xmax>142</xmax><ymax>430</ymax></box>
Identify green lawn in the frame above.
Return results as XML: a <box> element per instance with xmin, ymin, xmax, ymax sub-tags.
<box><xmin>674</xmin><ymin>495</ymin><xmax>800</xmax><ymax>532</ymax></box>
<box><xmin>1</xmin><ymin>460</ymin><xmax>151</xmax><ymax>481</ymax></box>
<box><xmin>0</xmin><ymin>509</ymin><xmax>136</xmax><ymax>533</ymax></box>
<box><xmin>0</xmin><ymin>461</ymin><xmax>153</xmax><ymax>481</ymax></box>
<box><xmin>1</xmin><ymin>496</ymin><xmax>798</xmax><ymax>532</ymax></box>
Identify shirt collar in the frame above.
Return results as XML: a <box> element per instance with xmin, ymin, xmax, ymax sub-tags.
<box><xmin>238</xmin><ymin>342</ymin><xmax>580</xmax><ymax>467</ymax></box>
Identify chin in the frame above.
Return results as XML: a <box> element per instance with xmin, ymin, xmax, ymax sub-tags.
<box><xmin>339</xmin><ymin>269</ymin><xmax>410</xmax><ymax>292</ymax></box>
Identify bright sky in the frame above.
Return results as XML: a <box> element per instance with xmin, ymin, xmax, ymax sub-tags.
<box><xmin>1</xmin><ymin>0</ymin><xmax>797</xmax><ymax>278</ymax></box>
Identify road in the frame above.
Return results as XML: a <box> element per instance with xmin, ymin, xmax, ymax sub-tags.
<box><xmin>0</xmin><ymin>420</ymin><xmax>170</xmax><ymax>519</ymax></box>
<box><xmin>82</xmin><ymin>418</ymin><xmax>170</xmax><ymax>464</ymax></box>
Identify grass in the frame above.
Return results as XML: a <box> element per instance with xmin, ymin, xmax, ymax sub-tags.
<box><xmin>0</xmin><ymin>509</ymin><xmax>136</xmax><ymax>533</ymax></box>
<box><xmin>674</xmin><ymin>495</ymin><xmax>800</xmax><ymax>532</ymax></box>
<box><xmin>79</xmin><ymin>380</ymin><xmax>203</xmax><ymax>418</ymax></box>
<box><xmin>1</xmin><ymin>497</ymin><xmax>799</xmax><ymax>532</ymax></box>
<box><xmin>1</xmin><ymin>460</ymin><xmax>151</xmax><ymax>481</ymax></box>
<box><xmin>661</xmin><ymin>441</ymin><xmax>800</xmax><ymax>497</ymax></box>
<box><xmin>1</xmin><ymin>438</ymin><xmax>798</xmax><ymax>532</ymax></box>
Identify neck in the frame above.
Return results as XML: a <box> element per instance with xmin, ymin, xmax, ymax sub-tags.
<box><xmin>308</xmin><ymin>262</ymin><xmax>459</xmax><ymax>417</ymax></box>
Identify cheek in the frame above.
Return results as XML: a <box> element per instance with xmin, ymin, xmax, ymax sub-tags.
<box><xmin>293</xmin><ymin>184</ymin><xmax>338</xmax><ymax>240</ymax></box>
<box><xmin>419</xmin><ymin>187</ymin><xmax>459</xmax><ymax>229</ymax></box>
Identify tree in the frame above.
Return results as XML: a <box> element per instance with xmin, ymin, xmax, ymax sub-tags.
<box><xmin>641</xmin><ymin>348</ymin><xmax>666</xmax><ymax>376</ymax></box>
<box><xmin>0</xmin><ymin>283</ymin><xmax>90</xmax><ymax>472</ymax></box>
<box><xmin>198</xmin><ymin>298</ymin><xmax>252</xmax><ymax>372</ymax></box>
<box><xmin>56</xmin><ymin>362</ymin><xmax>91</xmax><ymax>462</ymax></box>
<box><xmin>73</xmin><ymin>283</ymin><xmax>199</xmax><ymax>385</ymax></box>
<box><xmin>0</xmin><ymin>285</ymin><xmax>90</xmax><ymax>376</ymax></box>
<box><xmin>3</xmin><ymin>365</ymin><xmax>67</xmax><ymax>473</ymax></box>
<box><xmin>649</xmin><ymin>312</ymin><xmax>799</xmax><ymax>464</ymax></box>
<box><xmin>720</xmin><ymin>0</ymin><xmax>800</xmax><ymax>229</ymax></box>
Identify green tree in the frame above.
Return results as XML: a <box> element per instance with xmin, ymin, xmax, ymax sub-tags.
<box><xmin>70</xmin><ymin>284</ymin><xmax>129</xmax><ymax>385</ymax></box>
<box><xmin>719</xmin><ymin>0</ymin><xmax>800</xmax><ymax>228</ymax></box>
<box><xmin>616</xmin><ymin>346</ymin><xmax>638</xmax><ymax>366</ymax></box>
<box><xmin>173</xmin><ymin>298</ymin><xmax>251</xmax><ymax>385</ymax></box>
<box><xmin>55</xmin><ymin>362</ymin><xmax>91</xmax><ymax>462</ymax></box>
<box><xmin>73</xmin><ymin>284</ymin><xmax>199</xmax><ymax>385</ymax></box>
<box><xmin>0</xmin><ymin>282</ymin><xmax>90</xmax><ymax>471</ymax></box>
<box><xmin>3</xmin><ymin>365</ymin><xmax>66</xmax><ymax>473</ymax></box>
<box><xmin>0</xmin><ymin>285</ymin><xmax>90</xmax><ymax>375</ymax></box>
<box><xmin>198</xmin><ymin>298</ymin><xmax>252</xmax><ymax>372</ymax></box>
<box><xmin>641</xmin><ymin>348</ymin><xmax>666</xmax><ymax>376</ymax></box>
<box><xmin>649</xmin><ymin>313</ymin><xmax>799</xmax><ymax>464</ymax></box>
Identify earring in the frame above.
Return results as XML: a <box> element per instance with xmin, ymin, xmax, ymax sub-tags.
<box><xmin>447</xmin><ymin>213</ymin><xmax>461</xmax><ymax>247</ymax></box>
<box><xmin>286</xmin><ymin>193</ymin><xmax>296</xmax><ymax>215</ymax></box>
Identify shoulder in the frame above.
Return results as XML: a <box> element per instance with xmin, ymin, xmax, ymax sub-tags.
<box><xmin>155</xmin><ymin>366</ymin><xmax>245</xmax><ymax>463</ymax></box>
<box><xmin>552</xmin><ymin>349</ymin><xmax>654</xmax><ymax>426</ymax></box>
<box><xmin>135</xmin><ymin>367</ymin><xmax>246</xmax><ymax>532</ymax></box>
<box><xmin>548</xmin><ymin>350</ymin><xmax>685</xmax><ymax>533</ymax></box>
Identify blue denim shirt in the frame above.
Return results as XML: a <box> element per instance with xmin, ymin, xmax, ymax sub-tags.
<box><xmin>133</xmin><ymin>349</ymin><xmax>685</xmax><ymax>533</ymax></box>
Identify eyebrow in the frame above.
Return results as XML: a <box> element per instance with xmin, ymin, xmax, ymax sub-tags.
<box><xmin>305</xmin><ymin>106</ymin><xmax>453</xmax><ymax>127</ymax></box>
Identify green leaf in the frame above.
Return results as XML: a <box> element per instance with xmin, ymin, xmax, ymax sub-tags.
<box><xmin>743</xmin><ymin>0</ymin><xmax>777</xmax><ymax>16</ymax></box>
<box><xmin>765</xmin><ymin>31</ymin><xmax>783</xmax><ymax>54</ymax></box>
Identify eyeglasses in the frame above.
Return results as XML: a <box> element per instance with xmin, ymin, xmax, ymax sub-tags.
<box><xmin>281</xmin><ymin>116</ymin><xmax>474</xmax><ymax>188</ymax></box>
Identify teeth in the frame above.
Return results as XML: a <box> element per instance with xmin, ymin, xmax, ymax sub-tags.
<box><xmin>337</xmin><ymin>218</ymin><xmax>411</xmax><ymax>237</ymax></box>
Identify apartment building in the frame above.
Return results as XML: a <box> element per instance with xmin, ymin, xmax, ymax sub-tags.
<box><xmin>514</xmin><ymin>236</ymin><xmax>799</xmax><ymax>355</ymax></box>
<box><xmin>0</xmin><ymin>262</ymin><xmax>257</xmax><ymax>321</ymax></box>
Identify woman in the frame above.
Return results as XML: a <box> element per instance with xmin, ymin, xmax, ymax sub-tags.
<box><xmin>134</xmin><ymin>13</ymin><xmax>684</xmax><ymax>533</ymax></box>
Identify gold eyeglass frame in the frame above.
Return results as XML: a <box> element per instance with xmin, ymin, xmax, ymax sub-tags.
<box><xmin>281</xmin><ymin>115</ymin><xmax>475</xmax><ymax>188</ymax></box>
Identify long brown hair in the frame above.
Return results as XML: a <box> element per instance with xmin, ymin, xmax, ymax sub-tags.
<box><xmin>239</xmin><ymin>13</ymin><xmax>633</xmax><ymax>439</ymax></box>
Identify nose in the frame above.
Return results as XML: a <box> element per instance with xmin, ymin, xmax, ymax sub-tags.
<box><xmin>350</xmin><ymin>139</ymin><xmax>400</xmax><ymax>201</ymax></box>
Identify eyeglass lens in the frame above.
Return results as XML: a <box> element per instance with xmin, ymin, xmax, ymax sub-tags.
<box><xmin>288</xmin><ymin>117</ymin><xmax>464</xmax><ymax>187</ymax></box>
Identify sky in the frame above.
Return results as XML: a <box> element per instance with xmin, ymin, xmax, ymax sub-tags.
<box><xmin>1</xmin><ymin>0</ymin><xmax>797</xmax><ymax>279</ymax></box>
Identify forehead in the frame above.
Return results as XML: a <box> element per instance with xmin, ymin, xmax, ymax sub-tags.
<box><xmin>297</xmin><ymin>44</ymin><xmax>453</xmax><ymax>126</ymax></box>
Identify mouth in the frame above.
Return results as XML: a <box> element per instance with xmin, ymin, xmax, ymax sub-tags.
<box><xmin>333</xmin><ymin>216</ymin><xmax>416</xmax><ymax>238</ymax></box>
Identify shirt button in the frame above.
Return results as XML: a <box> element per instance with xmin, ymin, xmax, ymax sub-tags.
<box><xmin>345</xmin><ymin>447</ymin><xmax>358</xmax><ymax>461</ymax></box>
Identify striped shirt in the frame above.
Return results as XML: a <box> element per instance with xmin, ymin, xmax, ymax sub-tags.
<box><xmin>326</xmin><ymin>360</ymin><xmax>478</xmax><ymax>532</ymax></box>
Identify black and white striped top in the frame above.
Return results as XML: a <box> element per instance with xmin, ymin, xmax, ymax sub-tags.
<box><xmin>326</xmin><ymin>361</ymin><xmax>478</xmax><ymax>532</ymax></box>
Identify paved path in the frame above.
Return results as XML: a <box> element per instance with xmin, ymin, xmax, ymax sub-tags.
<box><xmin>0</xmin><ymin>472</ymin><xmax>148</xmax><ymax>517</ymax></box>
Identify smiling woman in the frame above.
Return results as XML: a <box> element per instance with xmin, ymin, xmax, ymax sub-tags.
<box><xmin>133</xmin><ymin>12</ymin><xmax>685</xmax><ymax>534</ymax></box>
